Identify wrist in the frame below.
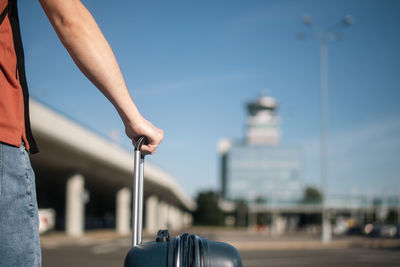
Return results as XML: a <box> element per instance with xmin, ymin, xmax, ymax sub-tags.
<box><xmin>114</xmin><ymin>97</ymin><xmax>142</xmax><ymax>126</ymax></box>
<box><xmin>122</xmin><ymin>110</ymin><xmax>143</xmax><ymax>129</ymax></box>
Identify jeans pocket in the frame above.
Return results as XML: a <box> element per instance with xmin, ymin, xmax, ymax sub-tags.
<box><xmin>0</xmin><ymin>144</ymin><xmax>2</xmax><ymax>196</ymax></box>
<box><xmin>22</xmin><ymin>150</ymin><xmax>33</xmax><ymax>205</ymax></box>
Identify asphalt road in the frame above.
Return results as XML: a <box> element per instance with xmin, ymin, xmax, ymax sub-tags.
<box><xmin>42</xmin><ymin>239</ymin><xmax>400</xmax><ymax>267</ymax></box>
<box><xmin>240</xmin><ymin>249</ymin><xmax>400</xmax><ymax>267</ymax></box>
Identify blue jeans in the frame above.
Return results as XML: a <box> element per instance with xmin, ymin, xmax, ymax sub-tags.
<box><xmin>0</xmin><ymin>142</ymin><xmax>41</xmax><ymax>267</ymax></box>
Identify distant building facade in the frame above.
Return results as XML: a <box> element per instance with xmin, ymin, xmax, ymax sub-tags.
<box><xmin>218</xmin><ymin>95</ymin><xmax>400</xmax><ymax>233</ymax></box>
<box><xmin>219</xmin><ymin>94</ymin><xmax>302</xmax><ymax>204</ymax></box>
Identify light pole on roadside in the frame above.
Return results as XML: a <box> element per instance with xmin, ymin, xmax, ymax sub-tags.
<box><xmin>298</xmin><ymin>14</ymin><xmax>353</xmax><ymax>243</ymax></box>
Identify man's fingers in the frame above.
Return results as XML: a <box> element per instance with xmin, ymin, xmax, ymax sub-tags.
<box><xmin>139</xmin><ymin>144</ymin><xmax>158</xmax><ymax>155</ymax></box>
<box><xmin>127</xmin><ymin>119</ymin><xmax>164</xmax><ymax>154</ymax></box>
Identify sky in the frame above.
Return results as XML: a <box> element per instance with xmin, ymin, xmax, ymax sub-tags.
<box><xmin>18</xmin><ymin>0</ymin><xmax>400</xmax><ymax>198</ymax></box>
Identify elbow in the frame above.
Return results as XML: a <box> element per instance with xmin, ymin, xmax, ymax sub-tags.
<box><xmin>39</xmin><ymin>0</ymin><xmax>86</xmax><ymax>33</ymax></box>
<box><xmin>52</xmin><ymin>12</ymin><xmax>82</xmax><ymax>32</ymax></box>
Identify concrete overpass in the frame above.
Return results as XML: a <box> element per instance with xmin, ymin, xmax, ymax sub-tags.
<box><xmin>29</xmin><ymin>99</ymin><xmax>196</xmax><ymax>236</ymax></box>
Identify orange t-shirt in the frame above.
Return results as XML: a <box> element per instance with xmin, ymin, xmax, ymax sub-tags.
<box><xmin>0</xmin><ymin>0</ymin><xmax>29</xmax><ymax>150</ymax></box>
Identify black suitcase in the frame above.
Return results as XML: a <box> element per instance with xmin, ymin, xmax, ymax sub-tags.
<box><xmin>124</xmin><ymin>137</ymin><xmax>243</xmax><ymax>267</ymax></box>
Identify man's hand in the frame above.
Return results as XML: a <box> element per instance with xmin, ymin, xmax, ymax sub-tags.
<box><xmin>124</xmin><ymin>116</ymin><xmax>164</xmax><ymax>155</ymax></box>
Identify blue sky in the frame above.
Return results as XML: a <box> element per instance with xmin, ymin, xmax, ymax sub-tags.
<box><xmin>19</xmin><ymin>0</ymin><xmax>400</xmax><ymax>198</ymax></box>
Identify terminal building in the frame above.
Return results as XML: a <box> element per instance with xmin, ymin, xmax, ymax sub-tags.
<box><xmin>29</xmin><ymin>99</ymin><xmax>195</xmax><ymax>236</ymax></box>
<box><xmin>219</xmin><ymin>94</ymin><xmax>302</xmax><ymax>204</ymax></box>
<box><xmin>218</xmin><ymin>94</ymin><xmax>400</xmax><ymax>235</ymax></box>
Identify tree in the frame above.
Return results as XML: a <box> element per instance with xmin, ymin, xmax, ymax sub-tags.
<box><xmin>302</xmin><ymin>186</ymin><xmax>323</xmax><ymax>204</ymax></box>
<box><xmin>193</xmin><ymin>190</ymin><xmax>225</xmax><ymax>226</ymax></box>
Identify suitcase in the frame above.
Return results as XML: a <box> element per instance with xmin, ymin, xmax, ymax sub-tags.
<box><xmin>124</xmin><ymin>136</ymin><xmax>243</xmax><ymax>267</ymax></box>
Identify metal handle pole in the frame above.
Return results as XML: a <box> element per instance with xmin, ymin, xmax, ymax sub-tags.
<box><xmin>138</xmin><ymin>156</ymin><xmax>144</xmax><ymax>244</ymax></box>
<box><xmin>131</xmin><ymin>136</ymin><xmax>148</xmax><ymax>247</ymax></box>
<box><xmin>132</xmin><ymin>150</ymin><xmax>141</xmax><ymax>247</ymax></box>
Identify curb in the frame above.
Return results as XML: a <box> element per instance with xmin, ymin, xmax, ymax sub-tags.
<box><xmin>230</xmin><ymin>239</ymin><xmax>400</xmax><ymax>251</ymax></box>
<box><xmin>40</xmin><ymin>231</ymin><xmax>400</xmax><ymax>251</ymax></box>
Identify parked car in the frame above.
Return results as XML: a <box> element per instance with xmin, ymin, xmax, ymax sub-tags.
<box><xmin>381</xmin><ymin>224</ymin><xmax>398</xmax><ymax>238</ymax></box>
<box><xmin>38</xmin><ymin>209</ymin><xmax>56</xmax><ymax>234</ymax></box>
<box><xmin>364</xmin><ymin>223</ymin><xmax>399</xmax><ymax>238</ymax></box>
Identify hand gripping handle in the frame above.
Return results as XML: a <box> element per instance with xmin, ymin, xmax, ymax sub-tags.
<box><xmin>134</xmin><ymin>136</ymin><xmax>149</xmax><ymax>153</ymax></box>
<box><xmin>132</xmin><ymin>136</ymin><xmax>148</xmax><ymax>247</ymax></box>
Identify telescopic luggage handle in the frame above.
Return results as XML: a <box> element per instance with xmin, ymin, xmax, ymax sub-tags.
<box><xmin>132</xmin><ymin>136</ymin><xmax>148</xmax><ymax>247</ymax></box>
<box><xmin>134</xmin><ymin>136</ymin><xmax>149</xmax><ymax>154</ymax></box>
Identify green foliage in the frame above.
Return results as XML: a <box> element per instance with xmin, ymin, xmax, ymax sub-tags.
<box><xmin>302</xmin><ymin>186</ymin><xmax>323</xmax><ymax>204</ymax></box>
<box><xmin>193</xmin><ymin>190</ymin><xmax>225</xmax><ymax>226</ymax></box>
<box><xmin>255</xmin><ymin>196</ymin><xmax>266</xmax><ymax>204</ymax></box>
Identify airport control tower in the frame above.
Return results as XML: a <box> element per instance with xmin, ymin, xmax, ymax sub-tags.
<box><xmin>219</xmin><ymin>93</ymin><xmax>302</xmax><ymax>203</ymax></box>
<box><xmin>246</xmin><ymin>94</ymin><xmax>280</xmax><ymax>145</ymax></box>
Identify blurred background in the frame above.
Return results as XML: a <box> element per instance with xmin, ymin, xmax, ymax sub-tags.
<box><xmin>18</xmin><ymin>0</ymin><xmax>400</xmax><ymax>266</ymax></box>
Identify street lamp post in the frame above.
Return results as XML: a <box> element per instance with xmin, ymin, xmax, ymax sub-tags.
<box><xmin>299</xmin><ymin>14</ymin><xmax>353</xmax><ymax>243</ymax></box>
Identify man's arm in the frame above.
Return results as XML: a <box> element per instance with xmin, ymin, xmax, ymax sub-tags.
<box><xmin>38</xmin><ymin>0</ymin><xmax>163</xmax><ymax>154</ymax></box>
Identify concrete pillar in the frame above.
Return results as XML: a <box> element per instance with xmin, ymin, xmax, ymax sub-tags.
<box><xmin>175</xmin><ymin>208</ymin><xmax>183</xmax><ymax>230</ymax></box>
<box><xmin>167</xmin><ymin>205</ymin><xmax>174</xmax><ymax>230</ymax></box>
<box><xmin>145</xmin><ymin>195</ymin><xmax>159</xmax><ymax>234</ymax></box>
<box><xmin>183</xmin><ymin>212</ymin><xmax>188</xmax><ymax>228</ymax></box>
<box><xmin>322</xmin><ymin>212</ymin><xmax>332</xmax><ymax>243</ymax></box>
<box><xmin>66</xmin><ymin>174</ymin><xmax>86</xmax><ymax>236</ymax></box>
<box><xmin>271</xmin><ymin>212</ymin><xmax>278</xmax><ymax>237</ymax></box>
<box><xmin>168</xmin><ymin>206</ymin><xmax>184</xmax><ymax>231</ymax></box>
<box><xmin>116</xmin><ymin>188</ymin><xmax>131</xmax><ymax>235</ymax></box>
<box><xmin>183</xmin><ymin>212</ymin><xmax>193</xmax><ymax>228</ymax></box>
<box><xmin>168</xmin><ymin>206</ymin><xmax>177</xmax><ymax>231</ymax></box>
<box><xmin>158</xmin><ymin>201</ymin><xmax>169</xmax><ymax>229</ymax></box>
<box><xmin>271</xmin><ymin>212</ymin><xmax>286</xmax><ymax>237</ymax></box>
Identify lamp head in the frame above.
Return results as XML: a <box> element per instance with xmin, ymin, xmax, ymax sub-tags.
<box><xmin>302</xmin><ymin>14</ymin><xmax>313</xmax><ymax>26</ymax></box>
<box><xmin>342</xmin><ymin>15</ymin><xmax>354</xmax><ymax>27</ymax></box>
